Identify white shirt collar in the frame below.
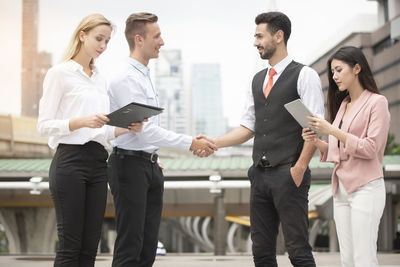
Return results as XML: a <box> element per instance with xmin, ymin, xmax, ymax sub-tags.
<box><xmin>266</xmin><ymin>55</ymin><xmax>293</xmax><ymax>74</ymax></box>
<box><xmin>127</xmin><ymin>57</ymin><xmax>150</xmax><ymax>76</ymax></box>
<box><xmin>65</xmin><ymin>60</ymin><xmax>99</xmax><ymax>75</ymax></box>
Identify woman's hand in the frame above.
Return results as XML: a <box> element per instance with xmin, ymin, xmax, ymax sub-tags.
<box><xmin>307</xmin><ymin>116</ymin><xmax>334</xmax><ymax>135</ymax></box>
<box><xmin>69</xmin><ymin>113</ymin><xmax>109</xmax><ymax>131</ymax></box>
<box><xmin>302</xmin><ymin>128</ymin><xmax>319</xmax><ymax>144</ymax></box>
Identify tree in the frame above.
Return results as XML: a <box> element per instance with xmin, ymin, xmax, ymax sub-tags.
<box><xmin>384</xmin><ymin>133</ymin><xmax>400</xmax><ymax>155</ymax></box>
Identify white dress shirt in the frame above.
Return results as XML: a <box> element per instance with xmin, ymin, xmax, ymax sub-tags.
<box><xmin>241</xmin><ymin>55</ymin><xmax>325</xmax><ymax>131</ymax></box>
<box><xmin>37</xmin><ymin>60</ymin><xmax>115</xmax><ymax>149</ymax></box>
<box><xmin>108</xmin><ymin>57</ymin><xmax>192</xmax><ymax>153</ymax></box>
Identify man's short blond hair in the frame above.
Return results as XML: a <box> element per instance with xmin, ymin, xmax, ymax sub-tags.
<box><xmin>125</xmin><ymin>12</ymin><xmax>158</xmax><ymax>50</ymax></box>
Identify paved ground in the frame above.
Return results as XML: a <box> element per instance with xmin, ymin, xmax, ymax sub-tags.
<box><xmin>0</xmin><ymin>253</ymin><xmax>399</xmax><ymax>267</ymax></box>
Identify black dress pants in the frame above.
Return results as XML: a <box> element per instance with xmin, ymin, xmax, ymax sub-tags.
<box><xmin>248</xmin><ymin>163</ymin><xmax>315</xmax><ymax>267</ymax></box>
<box><xmin>49</xmin><ymin>141</ymin><xmax>108</xmax><ymax>267</ymax></box>
<box><xmin>108</xmin><ymin>152</ymin><xmax>164</xmax><ymax>267</ymax></box>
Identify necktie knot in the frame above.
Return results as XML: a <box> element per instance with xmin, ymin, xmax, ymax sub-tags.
<box><xmin>269</xmin><ymin>68</ymin><xmax>276</xmax><ymax>78</ymax></box>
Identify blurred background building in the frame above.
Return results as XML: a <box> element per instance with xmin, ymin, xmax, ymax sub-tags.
<box><xmin>192</xmin><ymin>64</ymin><xmax>226</xmax><ymax>137</ymax></box>
<box><xmin>311</xmin><ymin>0</ymin><xmax>400</xmax><ymax>140</ymax></box>
<box><xmin>155</xmin><ymin>49</ymin><xmax>189</xmax><ymax>135</ymax></box>
<box><xmin>21</xmin><ymin>0</ymin><xmax>39</xmax><ymax>117</ymax></box>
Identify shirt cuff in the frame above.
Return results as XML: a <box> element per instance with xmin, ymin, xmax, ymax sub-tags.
<box><xmin>106</xmin><ymin>126</ymin><xmax>116</xmax><ymax>141</ymax></box>
<box><xmin>60</xmin><ymin>119</ymin><xmax>72</xmax><ymax>135</ymax></box>
<box><xmin>344</xmin><ymin>133</ymin><xmax>358</xmax><ymax>155</ymax></box>
<box><xmin>240</xmin><ymin>121</ymin><xmax>254</xmax><ymax>132</ymax></box>
<box><xmin>182</xmin><ymin>135</ymin><xmax>193</xmax><ymax>151</ymax></box>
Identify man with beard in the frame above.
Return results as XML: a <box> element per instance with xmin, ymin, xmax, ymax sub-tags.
<box><xmin>199</xmin><ymin>12</ymin><xmax>324</xmax><ymax>266</ymax></box>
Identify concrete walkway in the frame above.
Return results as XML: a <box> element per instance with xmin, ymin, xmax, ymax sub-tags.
<box><xmin>0</xmin><ymin>253</ymin><xmax>399</xmax><ymax>267</ymax></box>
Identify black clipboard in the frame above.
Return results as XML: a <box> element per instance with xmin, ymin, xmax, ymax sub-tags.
<box><xmin>106</xmin><ymin>102</ymin><xmax>163</xmax><ymax>129</ymax></box>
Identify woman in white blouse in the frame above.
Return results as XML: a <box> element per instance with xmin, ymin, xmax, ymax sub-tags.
<box><xmin>37</xmin><ymin>14</ymin><xmax>143</xmax><ymax>267</ymax></box>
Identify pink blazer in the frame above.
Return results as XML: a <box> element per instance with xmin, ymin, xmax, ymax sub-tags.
<box><xmin>320</xmin><ymin>90</ymin><xmax>390</xmax><ymax>195</ymax></box>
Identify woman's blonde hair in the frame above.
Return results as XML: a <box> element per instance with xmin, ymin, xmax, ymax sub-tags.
<box><xmin>61</xmin><ymin>14</ymin><xmax>113</xmax><ymax>69</ymax></box>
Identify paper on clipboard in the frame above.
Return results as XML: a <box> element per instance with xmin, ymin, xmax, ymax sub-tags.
<box><xmin>284</xmin><ymin>99</ymin><xmax>323</xmax><ymax>135</ymax></box>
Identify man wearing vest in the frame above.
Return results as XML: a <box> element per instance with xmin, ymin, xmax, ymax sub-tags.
<box><xmin>208</xmin><ymin>12</ymin><xmax>325</xmax><ymax>266</ymax></box>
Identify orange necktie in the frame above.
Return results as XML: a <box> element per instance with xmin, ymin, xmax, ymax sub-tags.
<box><xmin>264</xmin><ymin>68</ymin><xmax>276</xmax><ymax>99</ymax></box>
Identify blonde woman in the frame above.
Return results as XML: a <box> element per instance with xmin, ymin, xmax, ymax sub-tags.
<box><xmin>37</xmin><ymin>14</ymin><xmax>143</xmax><ymax>266</ymax></box>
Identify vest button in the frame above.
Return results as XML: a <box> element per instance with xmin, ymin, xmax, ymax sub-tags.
<box><xmin>264</xmin><ymin>119</ymin><xmax>267</xmax><ymax>122</ymax></box>
<box><xmin>263</xmin><ymin>134</ymin><xmax>266</xmax><ymax>137</ymax></box>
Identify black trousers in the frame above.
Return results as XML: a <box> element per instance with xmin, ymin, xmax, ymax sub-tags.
<box><xmin>49</xmin><ymin>141</ymin><xmax>108</xmax><ymax>267</ymax></box>
<box><xmin>108</xmin><ymin>152</ymin><xmax>164</xmax><ymax>267</ymax></box>
<box><xmin>248</xmin><ymin>163</ymin><xmax>315</xmax><ymax>267</ymax></box>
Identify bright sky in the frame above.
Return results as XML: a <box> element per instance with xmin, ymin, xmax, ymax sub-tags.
<box><xmin>0</xmin><ymin>0</ymin><xmax>378</xmax><ymax>127</ymax></box>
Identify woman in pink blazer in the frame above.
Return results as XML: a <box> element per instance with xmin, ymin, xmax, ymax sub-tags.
<box><xmin>302</xmin><ymin>46</ymin><xmax>390</xmax><ymax>267</ymax></box>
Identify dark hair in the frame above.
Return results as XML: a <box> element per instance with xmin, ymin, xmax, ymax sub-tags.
<box><xmin>255</xmin><ymin>12</ymin><xmax>291</xmax><ymax>45</ymax></box>
<box><xmin>326</xmin><ymin>46</ymin><xmax>379</xmax><ymax>122</ymax></box>
<box><xmin>125</xmin><ymin>12</ymin><xmax>158</xmax><ymax>50</ymax></box>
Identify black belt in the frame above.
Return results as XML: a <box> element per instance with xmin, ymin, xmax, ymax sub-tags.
<box><xmin>113</xmin><ymin>147</ymin><xmax>158</xmax><ymax>163</ymax></box>
<box><xmin>258</xmin><ymin>155</ymin><xmax>298</xmax><ymax>168</ymax></box>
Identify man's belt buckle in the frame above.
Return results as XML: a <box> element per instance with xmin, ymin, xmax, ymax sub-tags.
<box><xmin>150</xmin><ymin>152</ymin><xmax>157</xmax><ymax>163</ymax></box>
<box><xmin>260</xmin><ymin>156</ymin><xmax>272</xmax><ymax>168</ymax></box>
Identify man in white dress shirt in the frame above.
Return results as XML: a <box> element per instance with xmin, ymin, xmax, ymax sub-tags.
<box><xmin>107</xmin><ymin>13</ymin><xmax>216</xmax><ymax>267</ymax></box>
<box><xmin>209</xmin><ymin>12</ymin><xmax>324</xmax><ymax>266</ymax></box>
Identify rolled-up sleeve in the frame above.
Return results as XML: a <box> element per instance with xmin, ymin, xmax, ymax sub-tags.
<box><xmin>240</xmin><ymin>83</ymin><xmax>255</xmax><ymax>132</ymax></box>
<box><xmin>298</xmin><ymin>66</ymin><xmax>325</xmax><ymax>119</ymax></box>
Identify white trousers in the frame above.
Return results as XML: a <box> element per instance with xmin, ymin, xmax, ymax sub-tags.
<box><xmin>334</xmin><ymin>178</ymin><xmax>386</xmax><ymax>267</ymax></box>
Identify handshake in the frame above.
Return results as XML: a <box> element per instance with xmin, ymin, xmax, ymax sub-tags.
<box><xmin>189</xmin><ymin>134</ymin><xmax>217</xmax><ymax>157</ymax></box>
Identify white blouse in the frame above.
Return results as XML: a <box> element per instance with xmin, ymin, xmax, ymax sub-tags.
<box><xmin>37</xmin><ymin>60</ymin><xmax>115</xmax><ymax>149</ymax></box>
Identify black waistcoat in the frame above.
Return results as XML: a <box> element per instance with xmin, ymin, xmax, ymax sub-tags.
<box><xmin>252</xmin><ymin>61</ymin><xmax>304</xmax><ymax>166</ymax></box>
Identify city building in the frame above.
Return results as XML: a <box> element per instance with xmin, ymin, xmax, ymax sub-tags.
<box><xmin>310</xmin><ymin>0</ymin><xmax>400</xmax><ymax>141</ymax></box>
<box><xmin>36</xmin><ymin>51</ymin><xmax>52</xmax><ymax>107</ymax></box>
<box><xmin>154</xmin><ymin>49</ymin><xmax>189</xmax><ymax>135</ymax></box>
<box><xmin>191</xmin><ymin>64</ymin><xmax>226</xmax><ymax>138</ymax></box>
<box><xmin>21</xmin><ymin>0</ymin><xmax>39</xmax><ymax>117</ymax></box>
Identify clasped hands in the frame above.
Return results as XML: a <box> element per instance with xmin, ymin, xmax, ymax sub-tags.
<box><xmin>190</xmin><ymin>134</ymin><xmax>217</xmax><ymax>157</ymax></box>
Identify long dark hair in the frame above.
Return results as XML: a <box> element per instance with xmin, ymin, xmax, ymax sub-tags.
<box><xmin>326</xmin><ymin>46</ymin><xmax>379</xmax><ymax>122</ymax></box>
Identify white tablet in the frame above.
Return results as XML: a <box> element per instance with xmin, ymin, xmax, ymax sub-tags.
<box><xmin>284</xmin><ymin>99</ymin><xmax>322</xmax><ymax>135</ymax></box>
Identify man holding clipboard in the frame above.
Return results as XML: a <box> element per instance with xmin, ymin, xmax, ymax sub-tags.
<box><xmin>107</xmin><ymin>13</ymin><xmax>217</xmax><ymax>267</ymax></box>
